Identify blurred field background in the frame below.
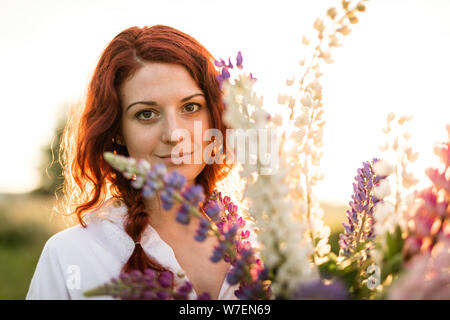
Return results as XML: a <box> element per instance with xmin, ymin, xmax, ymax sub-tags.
<box><xmin>0</xmin><ymin>187</ymin><xmax>346</xmax><ymax>299</ymax></box>
<box><xmin>0</xmin><ymin>194</ymin><xmax>66</xmax><ymax>299</ymax></box>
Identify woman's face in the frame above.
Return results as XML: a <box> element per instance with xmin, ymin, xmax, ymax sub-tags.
<box><xmin>118</xmin><ymin>62</ymin><xmax>212</xmax><ymax>185</ymax></box>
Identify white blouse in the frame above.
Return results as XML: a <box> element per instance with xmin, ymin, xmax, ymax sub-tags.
<box><xmin>26</xmin><ymin>197</ymin><xmax>240</xmax><ymax>300</ymax></box>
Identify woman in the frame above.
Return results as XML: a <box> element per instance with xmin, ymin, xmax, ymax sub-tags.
<box><xmin>26</xmin><ymin>24</ymin><xmax>242</xmax><ymax>300</ymax></box>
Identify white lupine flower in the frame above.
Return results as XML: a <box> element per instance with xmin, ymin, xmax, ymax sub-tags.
<box><xmin>222</xmin><ymin>70</ymin><xmax>316</xmax><ymax>298</ymax></box>
<box><xmin>328</xmin><ymin>34</ymin><xmax>341</xmax><ymax>47</ymax></box>
<box><xmin>278</xmin><ymin>93</ymin><xmax>289</xmax><ymax>105</ymax></box>
<box><xmin>379</xmin><ymin>141</ymin><xmax>389</xmax><ymax>152</ymax></box>
<box><xmin>374</xmin><ymin>201</ymin><xmax>395</xmax><ymax>222</ymax></box>
<box><xmin>392</xmin><ymin>137</ymin><xmax>399</xmax><ymax>151</ymax></box>
<box><xmin>286</xmin><ymin>77</ymin><xmax>295</xmax><ymax>86</ymax></box>
<box><xmin>295</xmin><ymin>114</ymin><xmax>309</xmax><ymax>127</ymax></box>
<box><xmin>373</xmin><ymin>179</ymin><xmax>391</xmax><ymax>199</ymax></box>
<box><xmin>272</xmin><ymin>114</ymin><xmax>283</xmax><ymax>126</ymax></box>
<box><xmin>337</xmin><ymin>25</ymin><xmax>351</xmax><ymax>35</ymax></box>
<box><xmin>402</xmin><ymin>168</ymin><xmax>419</xmax><ymax>188</ymax></box>
<box><xmin>301</xmin><ymin>36</ymin><xmax>310</xmax><ymax>46</ymax></box>
<box><xmin>387</xmin><ymin>112</ymin><xmax>395</xmax><ymax>123</ymax></box>
<box><xmin>373</xmin><ymin>159</ymin><xmax>394</xmax><ymax>176</ymax></box>
<box><xmin>313</xmin><ymin>18</ymin><xmax>325</xmax><ymax>32</ymax></box>
<box><xmin>301</xmin><ymin>94</ymin><xmax>313</xmax><ymax>108</ymax></box>
<box><xmin>136</xmin><ymin>158</ymin><xmax>151</xmax><ymax>175</ymax></box>
<box><xmin>398</xmin><ymin>114</ymin><xmax>413</xmax><ymax>125</ymax></box>
<box><xmin>290</xmin><ymin>128</ymin><xmax>306</xmax><ymax>141</ymax></box>
<box><xmin>252</xmin><ymin>108</ymin><xmax>270</xmax><ymax>128</ymax></box>
<box><xmin>319</xmin><ymin>50</ymin><xmax>334</xmax><ymax>64</ymax></box>
<box><xmin>307</xmin><ymin>80</ymin><xmax>322</xmax><ymax>98</ymax></box>
<box><xmin>404</xmin><ymin>146</ymin><xmax>419</xmax><ymax>162</ymax></box>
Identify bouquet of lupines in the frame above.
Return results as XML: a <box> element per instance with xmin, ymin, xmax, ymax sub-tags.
<box><xmin>84</xmin><ymin>153</ymin><xmax>271</xmax><ymax>300</ymax></box>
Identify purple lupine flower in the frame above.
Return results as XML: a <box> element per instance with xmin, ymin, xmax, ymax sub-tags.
<box><xmin>197</xmin><ymin>292</ymin><xmax>212</xmax><ymax>300</ymax></box>
<box><xmin>182</xmin><ymin>185</ymin><xmax>205</xmax><ymax>205</ymax></box>
<box><xmin>142</xmin><ymin>168</ymin><xmax>164</xmax><ymax>197</ymax></box>
<box><xmin>221</xmin><ymin>67</ymin><xmax>231</xmax><ymax>80</ymax></box>
<box><xmin>216</xmin><ymin>74</ymin><xmax>224</xmax><ymax>85</ymax></box>
<box><xmin>227</xmin><ymin>266</ymin><xmax>244</xmax><ymax>285</ymax></box>
<box><xmin>294</xmin><ymin>279</ymin><xmax>349</xmax><ymax>300</ymax></box>
<box><xmin>210</xmin><ymin>242</ymin><xmax>228</xmax><ymax>263</ymax></box>
<box><xmin>157</xmin><ymin>271</ymin><xmax>174</xmax><ymax>288</ymax></box>
<box><xmin>227</xmin><ymin>57</ymin><xmax>234</xmax><ymax>69</ymax></box>
<box><xmin>84</xmin><ymin>268</ymin><xmax>189</xmax><ymax>300</ymax></box>
<box><xmin>163</xmin><ymin>170</ymin><xmax>187</xmax><ymax>191</ymax></box>
<box><xmin>175</xmin><ymin>282</ymin><xmax>193</xmax><ymax>300</ymax></box>
<box><xmin>153</xmin><ymin>163</ymin><xmax>167</xmax><ymax>178</ymax></box>
<box><xmin>204</xmin><ymin>199</ymin><xmax>223</xmax><ymax>222</ymax></box>
<box><xmin>236</xmin><ymin>51</ymin><xmax>243</xmax><ymax>69</ymax></box>
<box><xmin>223</xmin><ymin>223</ymin><xmax>239</xmax><ymax>242</ymax></box>
<box><xmin>214</xmin><ymin>58</ymin><xmax>226</xmax><ymax>67</ymax></box>
<box><xmin>160</xmin><ymin>188</ymin><xmax>175</xmax><ymax>210</ymax></box>
<box><xmin>176</xmin><ymin>203</ymin><xmax>191</xmax><ymax>225</ymax></box>
<box><xmin>194</xmin><ymin>218</ymin><xmax>211</xmax><ymax>242</ymax></box>
<box><xmin>339</xmin><ymin>158</ymin><xmax>387</xmax><ymax>257</ymax></box>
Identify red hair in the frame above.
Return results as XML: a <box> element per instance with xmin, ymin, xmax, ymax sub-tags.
<box><xmin>59</xmin><ymin>25</ymin><xmax>233</xmax><ymax>273</ymax></box>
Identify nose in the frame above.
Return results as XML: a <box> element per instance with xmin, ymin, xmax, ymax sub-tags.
<box><xmin>160</xmin><ymin>110</ymin><xmax>186</xmax><ymax>145</ymax></box>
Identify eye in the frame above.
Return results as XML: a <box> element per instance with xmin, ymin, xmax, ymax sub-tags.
<box><xmin>183</xmin><ymin>103</ymin><xmax>202</xmax><ymax>113</ymax></box>
<box><xmin>136</xmin><ymin>109</ymin><xmax>158</xmax><ymax>121</ymax></box>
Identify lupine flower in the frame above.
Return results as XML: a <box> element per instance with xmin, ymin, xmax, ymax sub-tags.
<box><xmin>403</xmin><ymin>130</ymin><xmax>450</xmax><ymax>260</ymax></box>
<box><xmin>194</xmin><ymin>218</ymin><xmax>211</xmax><ymax>242</ymax></box>
<box><xmin>294</xmin><ymin>279</ymin><xmax>349</xmax><ymax>300</ymax></box>
<box><xmin>83</xmin><ymin>268</ymin><xmax>203</xmax><ymax>300</ymax></box>
<box><xmin>388</xmin><ymin>239</ymin><xmax>450</xmax><ymax>299</ymax></box>
<box><xmin>182</xmin><ymin>185</ymin><xmax>205</xmax><ymax>206</ymax></box>
<box><xmin>236</xmin><ymin>51</ymin><xmax>243</xmax><ymax>69</ymax></box>
<box><xmin>378</xmin><ymin>112</ymin><xmax>420</xmax><ymax>236</ymax></box>
<box><xmin>373</xmin><ymin>159</ymin><xmax>394</xmax><ymax>177</ymax></box>
<box><xmin>340</xmin><ymin>159</ymin><xmax>387</xmax><ymax>257</ymax></box>
<box><xmin>221</xmin><ymin>54</ymin><xmax>316</xmax><ymax>298</ymax></box>
<box><xmin>201</xmin><ymin>189</ymin><xmax>270</xmax><ymax>298</ymax></box>
<box><xmin>210</xmin><ymin>242</ymin><xmax>228</xmax><ymax>263</ymax></box>
<box><xmin>215</xmin><ymin>51</ymin><xmax>252</xmax><ymax>87</ymax></box>
<box><xmin>203</xmin><ymin>199</ymin><xmax>223</xmax><ymax>222</ymax></box>
<box><xmin>176</xmin><ymin>203</ymin><xmax>191</xmax><ymax>225</ymax></box>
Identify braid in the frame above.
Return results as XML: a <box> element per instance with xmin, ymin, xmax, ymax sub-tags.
<box><xmin>115</xmin><ymin>176</ymin><xmax>167</xmax><ymax>273</ymax></box>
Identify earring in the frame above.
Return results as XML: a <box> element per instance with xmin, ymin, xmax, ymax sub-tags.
<box><xmin>115</xmin><ymin>136</ymin><xmax>126</xmax><ymax>146</ymax></box>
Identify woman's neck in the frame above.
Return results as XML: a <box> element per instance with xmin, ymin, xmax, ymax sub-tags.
<box><xmin>143</xmin><ymin>189</ymin><xmax>202</xmax><ymax>236</ymax></box>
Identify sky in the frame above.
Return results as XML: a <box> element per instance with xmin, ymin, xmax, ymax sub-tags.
<box><xmin>0</xmin><ymin>0</ymin><xmax>449</xmax><ymax>204</ymax></box>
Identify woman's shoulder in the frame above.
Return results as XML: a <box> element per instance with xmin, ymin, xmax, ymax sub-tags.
<box><xmin>45</xmin><ymin>197</ymin><xmax>128</xmax><ymax>252</ymax></box>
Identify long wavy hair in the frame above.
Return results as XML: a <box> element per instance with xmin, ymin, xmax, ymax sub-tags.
<box><xmin>58</xmin><ymin>25</ymin><xmax>235</xmax><ymax>273</ymax></box>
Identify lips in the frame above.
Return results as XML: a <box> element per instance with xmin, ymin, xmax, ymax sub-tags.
<box><xmin>156</xmin><ymin>152</ymin><xmax>193</xmax><ymax>164</ymax></box>
<box><xmin>158</xmin><ymin>152</ymin><xmax>192</xmax><ymax>158</ymax></box>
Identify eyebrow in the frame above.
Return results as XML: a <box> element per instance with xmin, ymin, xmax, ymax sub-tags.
<box><xmin>126</xmin><ymin>93</ymin><xmax>205</xmax><ymax>111</ymax></box>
